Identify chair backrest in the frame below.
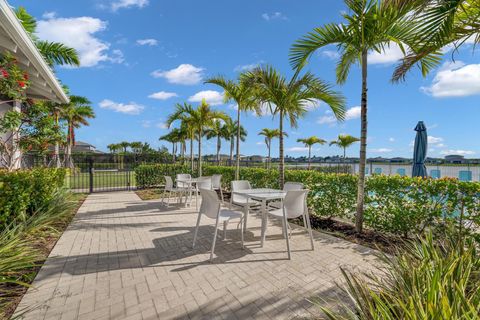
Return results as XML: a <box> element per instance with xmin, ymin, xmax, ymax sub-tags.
<box><xmin>211</xmin><ymin>174</ymin><xmax>222</xmax><ymax>189</ymax></box>
<box><xmin>164</xmin><ymin>176</ymin><xmax>173</xmax><ymax>189</ymax></box>
<box><xmin>283</xmin><ymin>182</ymin><xmax>304</xmax><ymax>191</ymax></box>
<box><xmin>283</xmin><ymin>190</ymin><xmax>309</xmax><ymax>219</ymax></box>
<box><xmin>196</xmin><ymin>177</ymin><xmax>212</xmax><ymax>190</ymax></box>
<box><xmin>199</xmin><ymin>189</ymin><xmax>220</xmax><ymax>219</ymax></box>
<box><xmin>231</xmin><ymin>180</ymin><xmax>251</xmax><ymax>203</ymax></box>
<box><xmin>176</xmin><ymin>173</ymin><xmax>191</xmax><ymax>188</ymax></box>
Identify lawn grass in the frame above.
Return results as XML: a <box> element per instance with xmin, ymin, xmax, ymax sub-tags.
<box><xmin>135</xmin><ymin>188</ymin><xmax>164</xmax><ymax>200</ymax></box>
<box><xmin>66</xmin><ymin>171</ymin><xmax>136</xmax><ymax>190</ymax></box>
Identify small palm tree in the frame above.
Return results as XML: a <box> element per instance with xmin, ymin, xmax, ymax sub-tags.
<box><xmin>205</xmin><ymin>75</ymin><xmax>259</xmax><ymax>179</ymax></box>
<box><xmin>258</xmin><ymin>128</ymin><xmax>285</xmax><ymax>169</ymax></box>
<box><xmin>107</xmin><ymin>143</ymin><xmax>120</xmax><ymax>153</ymax></box>
<box><xmin>243</xmin><ymin>66</ymin><xmax>345</xmax><ymax>188</ymax></box>
<box><xmin>61</xmin><ymin>96</ymin><xmax>95</xmax><ymax>168</ymax></box>
<box><xmin>221</xmin><ymin>118</ymin><xmax>247</xmax><ymax>166</ymax></box>
<box><xmin>297</xmin><ymin>136</ymin><xmax>326</xmax><ymax>169</ymax></box>
<box><xmin>167</xmin><ymin>103</ymin><xmax>198</xmax><ymax>171</ymax></box>
<box><xmin>159</xmin><ymin>131</ymin><xmax>178</xmax><ymax>162</ymax></box>
<box><xmin>205</xmin><ymin>118</ymin><xmax>231</xmax><ymax>165</ymax></box>
<box><xmin>290</xmin><ymin>0</ymin><xmax>417</xmax><ymax>233</ymax></box>
<box><xmin>16</xmin><ymin>7</ymin><xmax>80</xmax><ymax>67</ymax></box>
<box><xmin>330</xmin><ymin>134</ymin><xmax>360</xmax><ymax>160</ymax></box>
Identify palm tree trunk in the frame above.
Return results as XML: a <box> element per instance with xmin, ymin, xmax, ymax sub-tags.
<box><xmin>216</xmin><ymin>135</ymin><xmax>220</xmax><ymax>165</ymax></box>
<box><xmin>279</xmin><ymin>110</ymin><xmax>285</xmax><ymax>189</ymax></box>
<box><xmin>65</xmin><ymin>123</ymin><xmax>74</xmax><ymax>169</ymax></box>
<box><xmin>190</xmin><ymin>137</ymin><xmax>194</xmax><ymax>171</ymax></box>
<box><xmin>198</xmin><ymin>130</ymin><xmax>202</xmax><ymax>177</ymax></box>
<box><xmin>308</xmin><ymin>146</ymin><xmax>312</xmax><ymax>169</ymax></box>
<box><xmin>235</xmin><ymin>107</ymin><xmax>241</xmax><ymax>180</ymax></box>
<box><xmin>229</xmin><ymin>139</ymin><xmax>234</xmax><ymax>166</ymax></box>
<box><xmin>267</xmin><ymin>141</ymin><xmax>271</xmax><ymax>170</ymax></box>
<box><xmin>54</xmin><ymin>143</ymin><xmax>61</xmax><ymax>168</ymax></box>
<box><xmin>172</xmin><ymin>143</ymin><xmax>176</xmax><ymax>163</ymax></box>
<box><xmin>355</xmin><ymin>50</ymin><xmax>368</xmax><ymax>234</ymax></box>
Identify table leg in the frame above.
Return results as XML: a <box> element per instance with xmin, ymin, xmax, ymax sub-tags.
<box><xmin>260</xmin><ymin>199</ymin><xmax>268</xmax><ymax>247</ymax></box>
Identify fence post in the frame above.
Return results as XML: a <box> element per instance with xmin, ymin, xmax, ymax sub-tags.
<box><xmin>88</xmin><ymin>157</ymin><xmax>94</xmax><ymax>193</ymax></box>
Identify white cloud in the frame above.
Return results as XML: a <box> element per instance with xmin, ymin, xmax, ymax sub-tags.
<box><xmin>37</xmin><ymin>16</ymin><xmax>123</xmax><ymax>67</ymax></box>
<box><xmin>99</xmin><ymin>99</ymin><xmax>144</xmax><ymax>115</ymax></box>
<box><xmin>321</xmin><ymin>50</ymin><xmax>340</xmax><ymax>60</ymax></box>
<box><xmin>428</xmin><ymin>136</ymin><xmax>444</xmax><ymax>145</ymax></box>
<box><xmin>148</xmin><ymin>91</ymin><xmax>178</xmax><ymax>100</ymax></box>
<box><xmin>262</xmin><ymin>12</ymin><xmax>288</xmax><ymax>21</ymax></box>
<box><xmin>111</xmin><ymin>0</ymin><xmax>149</xmax><ymax>11</ymax></box>
<box><xmin>345</xmin><ymin>106</ymin><xmax>361</xmax><ymax>120</ymax></box>
<box><xmin>151</xmin><ymin>64</ymin><xmax>204</xmax><ymax>85</ymax></box>
<box><xmin>141</xmin><ymin>120</ymin><xmax>152</xmax><ymax>128</ymax></box>
<box><xmin>188</xmin><ymin>90</ymin><xmax>224</xmax><ymax>106</ymax></box>
<box><xmin>234</xmin><ymin>61</ymin><xmax>263</xmax><ymax>72</ymax></box>
<box><xmin>156</xmin><ymin>122</ymin><xmax>168</xmax><ymax>129</ymax></box>
<box><xmin>302</xmin><ymin>99</ymin><xmax>325</xmax><ymax>111</ymax></box>
<box><xmin>136</xmin><ymin>38</ymin><xmax>158</xmax><ymax>46</ymax></box>
<box><xmin>317</xmin><ymin>115</ymin><xmax>337</xmax><ymax>125</ymax></box>
<box><xmin>42</xmin><ymin>11</ymin><xmax>56</xmax><ymax>19</ymax></box>
<box><xmin>420</xmin><ymin>61</ymin><xmax>480</xmax><ymax>97</ymax></box>
<box><xmin>370</xmin><ymin>148</ymin><xmax>393</xmax><ymax>153</ymax></box>
<box><xmin>368</xmin><ymin>43</ymin><xmax>405</xmax><ymax>65</ymax></box>
<box><xmin>440</xmin><ymin>149</ymin><xmax>475</xmax><ymax>156</ymax></box>
<box><xmin>256</xmin><ymin>141</ymin><xmax>265</xmax><ymax>146</ymax></box>
<box><xmin>287</xmin><ymin>147</ymin><xmax>309</xmax><ymax>152</ymax></box>
<box><xmin>389</xmin><ymin>137</ymin><xmax>395</xmax><ymax>142</ymax></box>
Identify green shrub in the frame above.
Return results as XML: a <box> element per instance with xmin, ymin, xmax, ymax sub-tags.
<box><xmin>135</xmin><ymin>164</ymin><xmax>193</xmax><ymax>188</ymax></box>
<box><xmin>0</xmin><ymin>168</ymin><xmax>66</xmax><ymax>229</ymax></box>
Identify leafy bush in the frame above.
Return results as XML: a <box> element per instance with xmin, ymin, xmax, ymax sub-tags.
<box><xmin>322</xmin><ymin>232</ymin><xmax>480</xmax><ymax>319</ymax></box>
<box><xmin>0</xmin><ymin>168</ymin><xmax>66</xmax><ymax>229</ymax></box>
<box><xmin>135</xmin><ymin>164</ymin><xmax>193</xmax><ymax>188</ymax></box>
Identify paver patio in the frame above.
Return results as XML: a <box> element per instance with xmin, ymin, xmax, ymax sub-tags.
<box><xmin>15</xmin><ymin>191</ymin><xmax>379</xmax><ymax>320</ymax></box>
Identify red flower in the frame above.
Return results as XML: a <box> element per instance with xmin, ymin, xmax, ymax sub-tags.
<box><xmin>18</xmin><ymin>81</ymin><xmax>25</xmax><ymax>88</ymax></box>
<box><xmin>23</xmin><ymin>72</ymin><xmax>29</xmax><ymax>80</ymax></box>
<box><xmin>1</xmin><ymin>69</ymin><xmax>8</xmax><ymax>78</ymax></box>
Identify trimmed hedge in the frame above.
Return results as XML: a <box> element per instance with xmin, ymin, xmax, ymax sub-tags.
<box><xmin>134</xmin><ymin>164</ymin><xmax>480</xmax><ymax>237</ymax></box>
<box><xmin>0</xmin><ymin>168</ymin><xmax>66</xmax><ymax>229</ymax></box>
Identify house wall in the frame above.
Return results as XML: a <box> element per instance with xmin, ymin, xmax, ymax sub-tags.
<box><xmin>0</xmin><ymin>100</ymin><xmax>21</xmax><ymax>169</ymax></box>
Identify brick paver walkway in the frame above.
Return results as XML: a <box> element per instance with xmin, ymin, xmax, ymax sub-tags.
<box><xmin>15</xmin><ymin>191</ymin><xmax>379</xmax><ymax>320</ymax></box>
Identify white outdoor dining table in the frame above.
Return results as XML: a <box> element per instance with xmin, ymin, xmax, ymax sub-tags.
<box><xmin>176</xmin><ymin>177</ymin><xmax>201</xmax><ymax>207</ymax></box>
<box><xmin>232</xmin><ymin>188</ymin><xmax>287</xmax><ymax>248</ymax></box>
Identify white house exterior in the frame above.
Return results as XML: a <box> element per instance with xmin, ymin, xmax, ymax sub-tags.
<box><xmin>0</xmin><ymin>0</ymin><xmax>68</xmax><ymax>168</ymax></box>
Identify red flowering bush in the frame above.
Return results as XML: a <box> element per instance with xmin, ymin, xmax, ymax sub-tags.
<box><xmin>0</xmin><ymin>53</ymin><xmax>30</xmax><ymax>101</ymax></box>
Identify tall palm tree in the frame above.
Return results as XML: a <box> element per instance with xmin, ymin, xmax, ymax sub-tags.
<box><xmin>221</xmin><ymin>118</ymin><xmax>247</xmax><ymax>166</ymax></box>
<box><xmin>107</xmin><ymin>143</ymin><xmax>120</xmax><ymax>153</ymax></box>
<box><xmin>258</xmin><ymin>128</ymin><xmax>284</xmax><ymax>169</ymax></box>
<box><xmin>243</xmin><ymin>66</ymin><xmax>345</xmax><ymax>188</ymax></box>
<box><xmin>391</xmin><ymin>0</ymin><xmax>480</xmax><ymax>81</ymax></box>
<box><xmin>167</xmin><ymin>103</ymin><xmax>198</xmax><ymax>171</ymax></box>
<box><xmin>330</xmin><ymin>134</ymin><xmax>360</xmax><ymax>160</ymax></box>
<box><xmin>159</xmin><ymin>131</ymin><xmax>178</xmax><ymax>162</ymax></box>
<box><xmin>290</xmin><ymin>0</ymin><xmax>417</xmax><ymax>233</ymax></box>
<box><xmin>129</xmin><ymin>141</ymin><xmax>143</xmax><ymax>154</ymax></box>
<box><xmin>205</xmin><ymin>119</ymin><xmax>230</xmax><ymax>165</ymax></box>
<box><xmin>167</xmin><ymin>100</ymin><xmax>228</xmax><ymax>176</ymax></box>
<box><xmin>62</xmin><ymin>96</ymin><xmax>94</xmax><ymax>168</ymax></box>
<box><xmin>297</xmin><ymin>136</ymin><xmax>326</xmax><ymax>169</ymax></box>
<box><xmin>15</xmin><ymin>7</ymin><xmax>80</xmax><ymax>67</ymax></box>
<box><xmin>43</xmin><ymin>101</ymin><xmax>65</xmax><ymax>167</ymax></box>
<box><xmin>205</xmin><ymin>75</ymin><xmax>260</xmax><ymax>179</ymax></box>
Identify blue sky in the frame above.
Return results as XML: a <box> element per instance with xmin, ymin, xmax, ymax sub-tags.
<box><xmin>11</xmin><ymin>0</ymin><xmax>480</xmax><ymax>158</ymax></box>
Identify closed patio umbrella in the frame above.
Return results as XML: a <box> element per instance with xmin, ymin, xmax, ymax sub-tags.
<box><xmin>412</xmin><ymin>121</ymin><xmax>428</xmax><ymax>178</ymax></box>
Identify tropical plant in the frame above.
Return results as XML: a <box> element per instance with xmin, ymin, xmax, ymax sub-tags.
<box><xmin>322</xmin><ymin>231</ymin><xmax>480</xmax><ymax>319</ymax></box>
<box><xmin>0</xmin><ymin>52</ymin><xmax>30</xmax><ymax>101</ymax></box>
<box><xmin>290</xmin><ymin>0</ymin><xmax>418</xmax><ymax>233</ymax></box>
<box><xmin>205</xmin><ymin>118</ymin><xmax>231</xmax><ymax>165</ymax></box>
<box><xmin>243</xmin><ymin>66</ymin><xmax>345</xmax><ymax>188</ymax></box>
<box><xmin>159</xmin><ymin>131</ymin><xmax>178</xmax><ymax>161</ymax></box>
<box><xmin>61</xmin><ymin>96</ymin><xmax>95</xmax><ymax>168</ymax></box>
<box><xmin>391</xmin><ymin>0</ymin><xmax>480</xmax><ymax>82</ymax></box>
<box><xmin>297</xmin><ymin>136</ymin><xmax>326</xmax><ymax>169</ymax></box>
<box><xmin>107</xmin><ymin>143</ymin><xmax>120</xmax><ymax>153</ymax></box>
<box><xmin>330</xmin><ymin>134</ymin><xmax>360</xmax><ymax>160</ymax></box>
<box><xmin>205</xmin><ymin>75</ymin><xmax>260</xmax><ymax>179</ymax></box>
<box><xmin>167</xmin><ymin>100</ymin><xmax>228</xmax><ymax>176</ymax></box>
<box><xmin>258</xmin><ymin>128</ymin><xmax>284</xmax><ymax>169</ymax></box>
<box><xmin>15</xmin><ymin>7</ymin><xmax>80</xmax><ymax>67</ymax></box>
<box><xmin>221</xmin><ymin>118</ymin><xmax>247</xmax><ymax>165</ymax></box>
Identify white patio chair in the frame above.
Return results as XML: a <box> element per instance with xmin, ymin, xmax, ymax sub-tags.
<box><xmin>267</xmin><ymin>190</ymin><xmax>314</xmax><ymax>259</ymax></box>
<box><xmin>192</xmin><ymin>189</ymin><xmax>244</xmax><ymax>262</ymax></box>
<box><xmin>194</xmin><ymin>177</ymin><xmax>212</xmax><ymax>209</ymax></box>
<box><xmin>230</xmin><ymin>180</ymin><xmax>260</xmax><ymax>230</ymax></box>
<box><xmin>211</xmin><ymin>174</ymin><xmax>224</xmax><ymax>202</ymax></box>
<box><xmin>176</xmin><ymin>173</ymin><xmax>191</xmax><ymax>190</ymax></box>
<box><xmin>161</xmin><ymin>176</ymin><xmax>184</xmax><ymax>207</ymax></box>
<box><xmin>269</xmin><ymin>182</ymin><xmax>304</xmax><ymax>209</ymax></box>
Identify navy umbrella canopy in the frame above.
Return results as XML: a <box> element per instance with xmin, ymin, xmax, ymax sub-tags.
<box><xmin>412</xmin><ymin>121</ymin><xmax>428</xmax><ymax>178</ymax></box>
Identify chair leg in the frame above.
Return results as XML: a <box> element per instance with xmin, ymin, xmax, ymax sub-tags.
<box><xmin>210</xmin><ymin>219</ymin><xmax>220</xmax><ymax>262</ymax></box>
<box><xmin>192</xmin><ymin>213</ymin><xmax>202</xmax><ymax>248</ymax></box>
<box><xmin>223</xmin><ymin>221</ymin><xmax>228</xmax><ymax>240</ymax></box>
<box><xmin>195</xmin><ymin>190</ymin><xmax>199</xmax><ymax>210</ymax></box>
<box><xmin>160</xmin><ymin>189</ymin><xmax>165</xmax><ymax>205</ymax></box>
<box><xmin>240</xmin><ymin>217</ymin><xmax>244</xmax><ymax>249</ymax></box>
<box><xmin>220</xmin><ymin>188</ymin><xmax>224</xmax><ymax>203</ymax></box>
<box><xmin>243</xmin><ymin>206</ymin><xmax>249</xmax><ymax>231</ymax></box>
<box><xmin>306</xmin><ymin>212</ymin><xmax>315</xmax><ymax>251</ymax></box>
<box><xmin>282</xmin><ymin>209</ymin><xmax>291</xmax><ymax>260</ymax></box>
<box><xmin>281</xmin><ymin>218</ymin><xmax>286</xmax><ymax>239</ymax></box>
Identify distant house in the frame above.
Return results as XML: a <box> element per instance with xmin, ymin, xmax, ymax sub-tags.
<box><xmin>73</xmin><ymin>141</ymin><xmax>103</xmax><ymax>154</ymax></box>
<box><xmin>444</xmin><ymin>155</ymin><xmax>466</xmax><ymax>164</ymax></box>
<box><xmin>245</xmin><ymin>155</ymin><xmax>266</xmax><ymax>162</ymax></box>
<box><xmin>390</xmin><ymin>157</ymin><xmax>410</xmax><ymax>163</ymax></box>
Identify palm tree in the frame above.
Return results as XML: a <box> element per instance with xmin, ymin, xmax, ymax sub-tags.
<box><xmin>205</xmin><ymin>119</ymin><xmax>230</xmax><ymax>165</ymax></box>
<box><xmin>167</xmin><ymin>103</ymin><xmax>199</xmax><ymax>170</ymax></box>
<box><xmin>15</xmin><ymin>7</ymin><xmax>80</xmax><ymax>67</ymax></box>
<box><xmin>159</xmin><ymin>131</ymin><xmax>177</xmax><ymax>162</ymax></box>
<box><xmin>297</xmin><ymin>136</ymin><xmax>326</xmax><ymax>169</ymax></box>
<box><xmin>167</xmin><ymin>100</ymin><xmax>228</xmax><ymax>176</ymax></box>
<box><xmin>205</xmin><ymin>75</ymin><xmax>259</xmax><ymax>179</ymax></box>
<box><xmin>107</xmin><ymin>143</ymin><xmax>120</xmax><ymax>153</ymax></box>
<box><xmin>290</xmin><ymin>0</ymin><xmax>417</xmax><ymax>233</ymax></box>
<box><xmin>329</xmin><ymin>134</ymin><xmax>360</xmax><ymax>160</ymax></box>
<box><xmin>129</xmin><ymin>141</ymin><xmax>143</xmax><ymax>154</ymax></box>
<box><xmin>258</xmin><ymin>128</ymin><xmax>284</xmax><ymax>169</ymax></box>
<box><xmin>391</xmin><ymin>0</ymin><xmax>480</xmax><ymax>81</ymax></box>
<box><xmin>62</xmin><ymin>96</ymin><xmax>95</xmax><ymax>168</ymax></box>
<box><xmin>243</xmin><ymin>66</ymin><xmax>345</xmax><ymax>188</ymax></box>
<box><xmin>221</xmin><ymin>118</ymin><xmax>247</xmax><ymax>166</ymax></box>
